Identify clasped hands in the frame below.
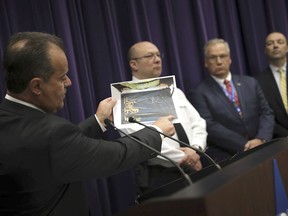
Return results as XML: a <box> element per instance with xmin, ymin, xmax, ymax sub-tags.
<box><xmin>179</xmin><ymin>147</ymin><xmax>202</xmax><ymax>171</ymax></box>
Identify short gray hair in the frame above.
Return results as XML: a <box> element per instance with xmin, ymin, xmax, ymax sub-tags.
<box><xmin>204</xmin><ymin>38</ymin><xmax>230</xmax><ymax>57</ymax></box>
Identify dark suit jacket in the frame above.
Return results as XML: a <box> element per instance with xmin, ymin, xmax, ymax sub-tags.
<box><xmin>189</xmin><ymin>75</ymin><xmax>274</xmax><ymax>161</ymax></box>
<box><xmin>0</xmin><ymin>99</ymin><xmax>162</xmax><ymax>216</ymax></box>
<box><xmin>256</xmin><ymin>67</ymin><xmax>288</xmax><ymax>138</ymax></box>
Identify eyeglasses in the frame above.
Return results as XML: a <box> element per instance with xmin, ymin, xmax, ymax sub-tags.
<box><xmin>131</xmin><ymin>52</ymin><xmax>164</xmax><ymax>61</ymax></box>
<box><xmin>206</xmin><ymin>54</ymin><xmax>229</xmax><ymax>62</ymax></box>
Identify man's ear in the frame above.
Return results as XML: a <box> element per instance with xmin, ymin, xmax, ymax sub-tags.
<box><xmin>129</xmin><ymin>60</ymin><xmax>138</xmax><ymax>71</ymax></box>
<box><xmin>28</xmin><ymin>77</ymin><xmax>43</xmax><ymax>95</ymax></box>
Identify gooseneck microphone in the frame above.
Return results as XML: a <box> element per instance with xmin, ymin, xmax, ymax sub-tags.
<box><xmin>128</xmin><ymin>117</ymin><xmax>222</xmax><ymax>170</ymax></box>
<box><xmin>104</xmin><ymin>118</ymin><xmax>193</xmax><ymax>186</ymax></box>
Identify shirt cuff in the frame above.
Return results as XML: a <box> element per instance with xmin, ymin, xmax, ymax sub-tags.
<box><xmin>94</xmin><ymin>114</ymin><xmax>107</xmax><ymax>132</ymax></box>
<box><xmin>149</xmin><ymin>125</ymin><xmax>165</xmax><ymax>140</ymax></box>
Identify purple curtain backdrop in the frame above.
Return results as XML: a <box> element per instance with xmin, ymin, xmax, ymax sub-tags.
<box><xmin>1</xmin><ymin>0</ymin><xmax>288</xmax><ymax>215</ymax></box>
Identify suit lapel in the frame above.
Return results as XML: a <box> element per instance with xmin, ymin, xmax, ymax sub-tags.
<box><xmin>232</xmin><ymin>76</ymin><xmax>245</xmax><ymax>118</ymax></box>
<box><xmin>268</xmin><ymin>68</ymin><xmax>284</xmax><ymax>106</ymax></box>
<box><xmin>263</xmin><ymin>68</ymin><xmax>287</xmax><ymax>114</ymax></box>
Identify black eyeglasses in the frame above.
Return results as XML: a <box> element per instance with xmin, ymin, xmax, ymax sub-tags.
<box><xmin>131</xmin><ymin>52</ymin><xmax>164</xmax><ymax>61</ymax></box>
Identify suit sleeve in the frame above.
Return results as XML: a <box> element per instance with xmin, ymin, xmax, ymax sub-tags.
<box><xmin>77</xmin><ymin>115</ymin><xmax>103</xmax><ymax>138</ymax></box>
<box><xmin>254</xmin><ymin>82</ymin><xmax>275</xmax><ymax>141</ymax></box>
<box><xmin>48</xmin><ymin>116</ymin><xmax>162</xmax><ymax>182</ymax></box>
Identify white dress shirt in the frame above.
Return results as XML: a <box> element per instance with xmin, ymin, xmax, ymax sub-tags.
<box><xmin>211</xmin><ymin>71</ymin><xmax>232</xmax><ymax>89</ymax></box>
<box><xmin>121</xmin><ymin>77</ymin><xmax>207</xmax><ymax>162</ymax></box>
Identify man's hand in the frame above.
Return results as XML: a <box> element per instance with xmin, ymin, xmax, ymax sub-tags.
<box><xmin>244</xmin><ymin>138</ymin><xmax>265</xmax><ymax>151</ymax></box>
<box><xmin>95</xmin><ymin>97</ymin><xmax>117</xmax><ymax>126</ymax></box>
<box><xmin>152</xmin><ymin>115</ymin><xmax>175</xmax><ymax>137</ymax></box>
<box><xmin>179</xmin><ymin>147</ymin><xmax>202</xmax><ymax>171</ymax></box>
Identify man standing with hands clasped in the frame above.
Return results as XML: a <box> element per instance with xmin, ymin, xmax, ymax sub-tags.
<box><xmin>189</xmin><ymin>38</ymin><xmax>274</xmax><ymax>164</ymax></box>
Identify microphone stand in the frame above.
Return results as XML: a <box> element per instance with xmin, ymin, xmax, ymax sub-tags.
<box><xmin>128</xmin><ymin>117</ymin><xmax>222</xmax><ymax>170</ymax></box>
<box><xmin>104</xmin><ymin>118</ymin><xmax>193</xmax><ymax>186</ymax></box>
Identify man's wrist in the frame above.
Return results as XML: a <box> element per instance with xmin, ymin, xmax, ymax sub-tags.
<box><xmin>256</xmin><ymin>138</ymin><xmax>266</xmax><ymax>143</ymax></box>
<box><xmin>191</xmin><ymin>144</ymin><xmax>203</xmax><ymax>151</ymax></box>
<box><xmin>94</xmin><ymin>114</ymin><xmax>107</xmax><ymax>132</ymax></box>
<box><xmin>150</xmin><ymin>125</ymin><xmax>164</xmax><ymax>140</ymax></box>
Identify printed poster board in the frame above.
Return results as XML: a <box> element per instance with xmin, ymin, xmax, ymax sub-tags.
<box><xmin>110</xmin><ymin>75</ymin><xmax>179</xmax><ymax>129</ymax></box>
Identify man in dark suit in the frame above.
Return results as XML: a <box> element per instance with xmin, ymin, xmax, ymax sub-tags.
<box><xmin>256</xmin><ymin>32</ymin><xmax>288</xmax><ymax>138</ymax></box>
<box><xmin>189</xmin><ymin>38</ymin><xmax>274</xmax><ymax>163</ymax></box>
<box><xmin>0</xmin><ymin>32</ymin><xmax>175</xmax><ymax>216</ymax></box>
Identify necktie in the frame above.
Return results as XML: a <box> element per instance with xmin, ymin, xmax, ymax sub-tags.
<box><xmin>224</xmin><ymin>79</ymin><xmax>240</xmax><ymax>106</ymax></box>
<box><xmin>173</xmin><ymin>123</ymin><xmax>189</xmax><ymax>147</ymax></box>
<box><xmin>278</xmin><ymin>68</ymin><xmax>288</xmax><ymax>112</ymax></box>
<box><xmin>224</xmin><ymin>79</ymin><xmax>242</xmax><ymax>117</ymax></box>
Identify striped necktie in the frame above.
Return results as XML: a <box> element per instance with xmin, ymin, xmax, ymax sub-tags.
<box><xmin>224</xmin><ymin>79</ymin><xmax>242</xmax><ymax>117</ymax></box>
<box><xmin>224</xmin><ymin>79</ymin><xmax>240</xmax><ymax>106</ymax></box>
<box><xmin>278</xmin><ymin>68</ymin><xmax>288</xmax><ymax>112</ymax></box>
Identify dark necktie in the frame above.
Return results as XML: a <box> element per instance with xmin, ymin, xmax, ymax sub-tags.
<box><xmin>173</xmin><ymin>123</ymin><xmax>190</xmax><ymax>147</ymax></box>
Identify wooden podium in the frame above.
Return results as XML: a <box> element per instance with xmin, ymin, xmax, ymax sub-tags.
<box><xmin>117</xmin><ymin>138</ymin><xmax>288</xmax><ymax>216</ymax></box>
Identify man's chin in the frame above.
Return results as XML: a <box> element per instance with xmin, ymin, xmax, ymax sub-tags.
<box><xmin>213</xmin><ymin>71</ymin><xmax>228</xmax><ymax>78</ymax></box>
<box><xmin>270</xmin><ymin>55</ymin><xmax>284</xmax><ymax>59</ymax></box>
<box><xmin>154</xmin><ymin>70</ymin><xmax>162</xmax><ymax>77</ymax></box>
<box><xmin>55</xmin><ymin>103</ymin><xmax>65</xmax><ymax>113</ymax></box>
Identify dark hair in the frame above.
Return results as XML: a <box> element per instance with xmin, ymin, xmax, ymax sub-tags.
<box><xmin>3</xmin><ymin>32</ymin><xmax>64</xmax><ymax>93</ymax></box>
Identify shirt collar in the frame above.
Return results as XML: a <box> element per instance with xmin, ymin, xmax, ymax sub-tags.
<box><xmin>5</xmin><ymin>94</ymin><xmax>45</xmax><ymax>113</ymax></box>
<box><xmin>132</xmin><ymin>76</ymin><xmax>140</xmax><ymax>81</ymax></box>
<box><xmin>210</xmin><ymin>72</ymin><xmax>232</xmax><ymax>86</ymax></box>
<box><xmin>270</xmin><ymin>63</ymin><xmax>286</xmax><ymax>73</ymax></box>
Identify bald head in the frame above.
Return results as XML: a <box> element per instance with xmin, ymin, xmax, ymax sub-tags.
<box><xmin>128</xmin><ymin>41</ymin><xmax>162</xmax><ymax>79</ymax></box>
<box><xmin>127</xmin><ymin>41</ymin><xmax>158</xmax><ymax>60</ymax></box>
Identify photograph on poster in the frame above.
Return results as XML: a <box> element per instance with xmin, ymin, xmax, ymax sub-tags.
<box><xmin>111</xmin><ymin>75</ymin><xmax>179</xmax><ymax>129</ymax></box>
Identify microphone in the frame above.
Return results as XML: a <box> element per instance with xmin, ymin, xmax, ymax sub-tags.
<box><xmin>128</xmin><ymin>116</ymin><xmax>221</xmax><ymax>170</ymax></box>
<box><xmin>104</xmin><ymin>118</ymin><xmax>193</xmax><ymax>186</ymax></box>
